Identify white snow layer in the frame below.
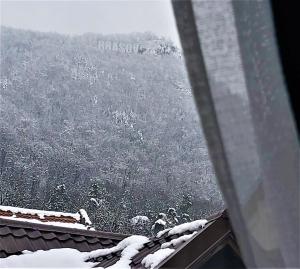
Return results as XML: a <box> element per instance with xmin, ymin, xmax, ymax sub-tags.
<box><xmin>156</xmin><ymin>228</ymin><xmax>171</xmax><ymax>238</ymax></box>
<box><xmin>141</xmin><ymin>248</ymin><xmax>175</xmax><ymax>269</ymax></box>
<box><xmin>90</xmin><ymin>198</ymin><xmax>100</xmax><ymax>207</ymax></box>
<box><xmin>79</xmin><ymin>209</ymin><xmax>92</xmax><ymax>225</ymax></box>
<box><xmin>155</xmin><ymin>219</ymin><xmax>166</xmax><ymax>226</ymax></box>
<box><xmin>0</xmin><ymin>216</ymin><xmax>92</xmax><ymax>230</ymax></box>
<box><xmin>87</xmin><ymin>235</ymin><xmax>149</xmax><ymax>269</ymax></box>
<box><xmin>0</xmin><ymin>248</ymin><xmax>95</xmax><ymax>268</ymax></box>
<box><xmin>0</xmin><ymin>235</ymin><xmax>149</xmax><ymax>269</ymax></box>
<box><xmin>161</xmin><ymin>232</ymin><xmax>197</xmax><ymax>249</ymax></box>
<box><xmin>0</xmin><ymin>217</ymin><xmax>208</xmax><ymax>268</ymax></box>
<box><xmin>103</xmin><ymin>238</ymin><xmax>148</xmax><ymax>269</ymax></box>
<box><xmin>0</xmin><ymin>205</ymin><xmax>80</xmax><ymax>220</ymax></box>
<box><xmin>168</xmin><ymin>219</ymin><xmax>207</xmax><ymax>236</ymax></box>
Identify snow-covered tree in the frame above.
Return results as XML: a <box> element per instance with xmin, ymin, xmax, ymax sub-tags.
<box><xmin>181</xmin><ymin>213</ymin><xmax>192</xmax><ymax>223</ymax></box>
<box><xmin>86</xmin><ymin>179</ymin><xmax>109</xmax><ymax>226</ymax></box>
<box><xmin>0</xmin><ymin>26</ymin><xmax>224</xmax><ymax>235</ymax></box>
<box><xmin>130</xmin><ymin>215</ymin><xmax>150</xmax><ymax>235</ymax></box>
<box><xmin>47</xmin><ymin>184</ymin><xmax>70</xmax><ymax>211</ymax></box>
<box><xmin>179</xmin><ymin>194</ymin><xmax>193</xmax><ymax>215</ymax></box>
<box><xmin>166</xmin><ymin>208</ymin><xmax>179</xmax><ymax>227</ymax></box>
<box><xmin>151</xmin><ymin>213</ymin><xmax>167</xmax><ymax>236</ymax></box>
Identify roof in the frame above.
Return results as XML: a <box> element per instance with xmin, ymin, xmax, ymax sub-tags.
<box><xmin>0</xmin><ymin>209</ymin><xmax>242</xmax><ymax>268</ymax></box>
<box><xmin>158</xmin><ymin>211</ymin><xmax>242</xmax><ymax>268</ymax></box>
<box><xmin>0</xmin><ymin>213</ymin><xmax>128</xmax><ymax>259</ymax></box>
<box><xmin>92</xmin><ymin>211</ymin><xmax>233</xmax><ymax>269</ymax></box>
<box><xmin>0</xmin><ymin>205</ymin><xmax>92</xmax><ymax>230</ymax></box>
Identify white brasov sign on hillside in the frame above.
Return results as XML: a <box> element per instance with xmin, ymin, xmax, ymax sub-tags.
<box><xmin>98</xmin><ymin>40</ymin><xmax>142</xmax><ymax>54</ymax></box>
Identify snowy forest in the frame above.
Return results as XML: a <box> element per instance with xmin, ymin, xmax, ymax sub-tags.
<box><xmin>0</xmin><ymin>26</ymin><xmax>224</xmax><ymax>235</ymax></box>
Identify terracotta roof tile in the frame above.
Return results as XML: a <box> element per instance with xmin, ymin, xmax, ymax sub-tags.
<box><xmin>0</xmin><ymin>206</ymin><xmax>92</xmax><ymax>229</ymax></box>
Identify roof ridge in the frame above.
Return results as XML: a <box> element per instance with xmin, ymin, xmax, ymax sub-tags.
<box><xmin>0</xmin><ymin>205</ymin><xmax>79</xmax><ymax>219</ymax></box>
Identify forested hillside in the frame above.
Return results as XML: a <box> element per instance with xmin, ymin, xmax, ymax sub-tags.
<box><xmin>0</xmin><ymin>26</ymin><xmax>223</xmax><ymax>234</ymax></box>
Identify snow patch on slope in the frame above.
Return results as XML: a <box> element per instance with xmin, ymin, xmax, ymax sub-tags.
<box><xmin>161</xmin><ymin>232</ymin><xmax>197</xmax><ymax>249</ymax></box>
<box><xmin>141</xmin><ymin>248</ymin><xmax>175</xmax><ymax>269</ymax></box>
<box><xmin>0</xmin><ymin>248</ymin><xmax>94</xmax><ymax>268</ymax></box>
<box><xmin>87</xmin><ymin>235</ymin><xmax>149</xmax><ymax>269</ymax></box>
<box><xmin>168</xmin><ymin>219</ymin><xmax>207</xmax><ymax>235</ymax></box>
<box><xmin>156</xmin><ymin>228</ymin><xmax>171</xmax><ymax>238</ymax></box>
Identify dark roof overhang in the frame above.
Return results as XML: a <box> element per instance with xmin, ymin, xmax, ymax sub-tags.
<box><xmin>157</xmin><ymin>211</ymin><xmax>242</xmax><ymax>269</ymax></box>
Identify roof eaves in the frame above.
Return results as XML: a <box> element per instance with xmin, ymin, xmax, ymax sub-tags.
<box><xmin>156</xmin><ymin>214</ymin><xmax>231</xmax><ymax>269</ymax></box>
<box><xmin>0</xmin><ymin>217</ymin><xmax>129</xmax><ymax>241</ymax></box>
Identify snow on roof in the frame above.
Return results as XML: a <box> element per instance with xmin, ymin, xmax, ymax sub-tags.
<box><xmin>168</xmin><ymin>219</ymin><xmax>207</xmax><ymax>236</ymax></box>
<box><xmin>0</xmin><ymin>239</ymin><xmax>174</xmax><ymax>269</ymax></box>
<box><xmin>0</xmin><ymin>205</ymin><xmax>93</xmax><ymax>230</ymax></box>
<box><xmin>0</xmin><ymin>236</ymin><xmax>149</xmax><ymax>268</ymax></box>
<box><xmin>155</xmin><ymin>219</ymin><xmax>207</xmax><ymax>238</ymax></box>
<box><xmin>79</xmin><ymin>209</ymin><xmax>92</xmax><ymax>226</ymax></box>
<box><xmin>141</xmin><ymin>220</ymin><xmax>206</xmax><ymax>268</ymax></box>
<box><xmin>86</xmin><ymin>235</ymin><xmax>149</xmax><ymax>260</ymax></box>
<box><xmin>156</xmin><ymin>228</ymin><xmax>171</xmax><ymax>238</ymax></box>
<box><xmin>0</xmin><ymin>205</ymin><xmax>80</xmax><ymax>219</ymax></box>
<box><xmin>161</xmin><ymin>231</ymin><xmax>197</xmax><ymax>249</ymax></box>
<box><xmin>0</xmin><ymin>248</ymin><xmax>95</xmax><ymax>268</ymax></box>
<box><xmin>0</xmin><ymin>213</ymin><xmax>211</xmax><ymax>268</ymax></box>
<box><xmin>141</xmin><ymin>248</ymin><xmax>175</xmax><ymax>269</ymax></box>
<box><xmin>0</xmin><ymin>215</ymin><xmax>94</xmax><ymax>230</ymax></box>
<box><xmin>100</xmin><ymin>236</ymin><xmax>149</xmax><ymax>269</ymax></box>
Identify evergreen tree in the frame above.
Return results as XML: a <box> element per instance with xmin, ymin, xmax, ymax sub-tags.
<box><xmin>179</xmin><ymin>194</ymin><xmax>193</xmax><ymax>215</ymax></box>
<box><xmin>0</xmin><ymin>26</ymin><xmax>224</xmax><ymax>234</ymax></box>
<box><xmin>166</xmin><ymin>207</ymin><xmax>179</xmax><ymax>227</ymax></box>
<box><xmin>151</xmin><ymin>213</ymin><xmax>167</xmax><ymax>236</ymax></box>
<box><xmin>48</xmin><ymin>184</ymin><xmax>70</xmax><ymax>211</ymax></box>
<box><xmin>86</xmin><ymin>179</ymin><xmax>109</xmax><ymax>226</ymax></box>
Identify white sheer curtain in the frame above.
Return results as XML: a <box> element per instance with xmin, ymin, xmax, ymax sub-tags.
<box><xmin>172</xmin><ymin>0</ymin><xmax>299</xmax><ymax>267</ymax></box>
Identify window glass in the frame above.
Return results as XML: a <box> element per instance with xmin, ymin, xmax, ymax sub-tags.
<box><xmin>0</xmin><ymin>0</ymin><xmax>223</xmax><ymax>235</ymax></box>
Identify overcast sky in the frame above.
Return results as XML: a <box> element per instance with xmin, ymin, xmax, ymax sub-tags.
<box><xmin>0</xmin><ymin>0</ymin><xmax>181</xmax><ymax>46</ymax></box>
